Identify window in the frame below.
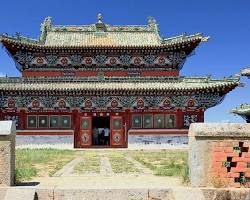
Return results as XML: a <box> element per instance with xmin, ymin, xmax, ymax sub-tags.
<box><xmin>61</xmin><ymin>116</ymin><xmax>71</xmax><ymax>128</ymax></box>
<box><xmin>143</xmin><ymin>114</ymin><xmax>153</xmax><ymax>128</ymax></box>
<box><xmin>132</xmin><ymin>115</ymin><xmax>142</xmax><ymax>128</ymax></box>
<box><xmin>38</xmin><ymin>115</ymin><xmax>48</xmax><ymax>128</ymax></box>
<box><xmin>165</xmin><ymin>114</ymin><xmax>176</xmax><ymax>128</ymax></box>
<box><xmin>27</xmin><ymin>116</ymin><xmax>37</xmax><ymax>128</ymax></box>
<box><xmin>112</xmin><ymin>118</ymin><xmax>122</xmax><ymax>129</ymax></box>
<box><xmin>81</xmin><ymin>118</ymin><xmax>90</xmax><ymax>130</ymax></box>
<box><xmin>154</xmin><ymin>114</ymin><xmax>164</xmax><ymax>128</ymax></box>
<box><xmin>50</xmin><ymin>116</ymin><xmax>59</xmax><ymax>128</ymax></box>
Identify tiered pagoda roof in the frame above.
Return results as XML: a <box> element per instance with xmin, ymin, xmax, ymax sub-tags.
<box><xmin>0</xmin><ymin>14</ymin><xmax>240</xmax><ymax>105</ymax></box>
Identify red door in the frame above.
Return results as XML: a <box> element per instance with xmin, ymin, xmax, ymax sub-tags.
<box><xmin>110</xmin><ymin>116</ymin><xmax>126</xmax><ymax>147</ymax></box>
<box><xmin>79</xmin><ymin>116</ymin><xmax>92</xmax><ymax>147</ymax></box>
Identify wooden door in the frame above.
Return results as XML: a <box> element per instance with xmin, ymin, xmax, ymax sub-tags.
<box><xmin>79</xmin><ymin>116</ymin><xmax>92</xmax><ymax>147</ymax></box>
<box><xmin>110</xmin><ymin>116</ymin><xmax>125</xmax><ymax>147</ymax></box>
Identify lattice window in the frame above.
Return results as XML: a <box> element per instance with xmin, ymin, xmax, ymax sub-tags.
<box><xmin>143</xmin><ymin>114</ymin><xmax>153</xmax><ymax>128</ymax></box>
<box><xmin>132</xmin><ymin>115</ymin><xmax>142</xmax><ymax>128</ymax></box>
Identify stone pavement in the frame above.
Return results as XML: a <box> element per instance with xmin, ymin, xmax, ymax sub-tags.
<box><xmin>53</xmin><ymin>157</ymin><xmax>83</xmax><ymax>177</ymax></box>
<box><xmin>34</xmin><ymin>153</ymin><xmax>180</xmax><ymax>189</ymax></box>
<box><xmin>100</xmin><ymin>157</ymin><xmax>114</xmax><ymax>176</ymax></box>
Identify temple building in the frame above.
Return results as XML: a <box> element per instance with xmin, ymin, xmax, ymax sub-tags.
<box><xmin>0</xmin><ymin>15</ymin><xmax>240</xmax><ymax>148</ymax></box>
<box><xmin>232</xmin><ymin>68</ymin><xmax>250</xmax><ymax>122</ymax></box>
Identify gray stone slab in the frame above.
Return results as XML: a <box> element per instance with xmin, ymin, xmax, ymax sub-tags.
<box><xmin>4</xmin><ymin>188</ymin><xmax>35</xmax><ymax>200</ymax></box>
<box><xmin>0</xmin><ymin>121</ymin><xmax>15</xmax><ymax>136</ymax></box>
<box><xmin>173</xmin><ymin>187</ymin><xmax>205</xmax><ymax>200</ymax></box>
<box><xmin>54</xmin><ymin>189</ymin><xmax>148</xmax><ymax>200</ymax></box>
<box><xmin>148</xmin><ymin>188</ymin><xmax>175</xmax><ymax>200</ymax></box>
<box><xmin>35</xmin><ymin>188</ymin><xmax>54</xmax><ymax>200</ymax></box>
<box><xmin>189</xmin><ymin>123</ymin><xmax>250</xmax><ymax>138</ymax></box>
<box><xmin>0</xmin><ymin>121</ymin><xmax>15</xmax><ymax>187</ymax></box>
<box><xmin>0</xmin><ymin>188</ymin><xmax>7</xmax><ymax>200</ymax></box>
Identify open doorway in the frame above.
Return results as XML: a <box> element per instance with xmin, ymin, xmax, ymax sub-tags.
<box><xmin>92</xmin><ymin>116</ymin><xmax>110</xmax><ymax>146</ymax></box>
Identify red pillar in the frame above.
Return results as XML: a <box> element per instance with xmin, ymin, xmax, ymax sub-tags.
<box><xmin>198</xmin><ymin>108</ymin><xmax>205</xmax><ymax>122</ymax></box>
<box><xmin>124</xmin><ymin>109</ymin><xmax>130</xmax><ymax>147</ymax></box>
<box><xmin>19</xmin><ymin>109</ymin><xmax>26</xmax><ymax>130</ymax></box>
<box><xmin>176</xmin><ymin>108</ymin><xmax>183</xmax><ymax>129</ymax></box>
<box><xmin>72</xmin><ymin>109</ymin><xmax>80</xmax><ymax>148</ymax></box>
<box><xmin>0</xmin><ymin>109</ymin><xmax>3</xmax><ymax>120</ymax></box>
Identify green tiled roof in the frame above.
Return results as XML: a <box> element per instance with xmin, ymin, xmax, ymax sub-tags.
<box><xmin>241</xmin><ymin>68</ymin><xmax>250</xmax><ymax>77</ymax></box>
<box><xmin>0</xmin><ymin>76</ymin><xmax>239</xmax><ymax>92</ymax></box>
<box><xmin>0</xmin><ymin>15</ymin><xmax>209</xmax><ymax>48</ymax></box>
<box><xmin>232</xmin><ymin>104</ymin><xmax>250</xmax><ymax>115</ymax></box>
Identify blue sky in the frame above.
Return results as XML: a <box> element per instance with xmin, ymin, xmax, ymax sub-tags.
<box><xmin>0</xmin><ymin>0</ymin><xmax>249</xmax><ymax>122</ymax></box>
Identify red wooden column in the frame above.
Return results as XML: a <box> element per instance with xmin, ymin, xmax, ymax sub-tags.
<box><xmin>198</xmin><ymin>108</ymin><xmax>205</xmax><ymax>122</ymax></box>
<box><xmin>72</xmin><ymin>109</ymin><xmax>80</xmax><ymax>148</ymax></box>
<box><xmin>176</xmin><ymin>108</ymin><xmax>183</xmax><ymax>129</ymax></box>
<box><xmin>124</xmin><ymin>109</ymin><xmax>130</xmax><ymax>146</ymax></box>
<box><xmin>0</xmin><ymin>109</ymin><xmax>3</xmax><ymax>120</ymax></box>
<box><xmin>19</xmin><ymin>109</ymin><xmax>26</xmax><ymax>130</ymax></box>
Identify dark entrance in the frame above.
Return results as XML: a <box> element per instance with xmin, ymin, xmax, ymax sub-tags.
<box><xmin>92</xmin><ymin>116</ymin><xmax>110</xmax><ymax>146</ymax></box>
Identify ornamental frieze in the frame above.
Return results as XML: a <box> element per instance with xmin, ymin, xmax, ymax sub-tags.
<box><xmin>0</xmin><ymin>94</ymin><xmax>225</xmax><ymax>111</ymax></box>
<box><xmin>13</xmin><ymin>51</ymin><xmax>187</xmax><ymax>69</ymax></box>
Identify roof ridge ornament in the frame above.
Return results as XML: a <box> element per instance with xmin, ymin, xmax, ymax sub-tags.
<box><xmin>147</xmin><ymin>16</ymin><xmax>158</xmax><ymax>32</ymax></box>
<box><xmin>95</xmin><ymin>13</ymin><xmax>107</xmax><ymax>32</ymax></box>
<box><xmin>40</xmin><ymin>16</ymin><xmax>52</xmax><ymax>43</ymax></box>
<box><xmin>97</xmin><ymin>13</ymin><xmax>103</xmax><ymax>24</ymax></box>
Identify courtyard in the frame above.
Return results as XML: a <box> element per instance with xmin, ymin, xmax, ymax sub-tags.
<box><xmin>16</xmin><ymin>148</ymin><xmax>188</xmax><ymax>188</ymax></box>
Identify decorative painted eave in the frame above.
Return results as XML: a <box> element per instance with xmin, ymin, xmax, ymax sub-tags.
<box><xmin>0</xmin><ymin>76</ymin><xmax>240</xmax><ymax>93</ymax></box>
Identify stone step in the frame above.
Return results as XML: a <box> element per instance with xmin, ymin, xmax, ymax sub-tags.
<box><xmin>4</xmin><ymin>188</ymin><xmax>35</xmax><ymax>200</ymax></box>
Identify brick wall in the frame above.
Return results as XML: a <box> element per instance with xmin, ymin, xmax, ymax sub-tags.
<box><xmin>211</xmin><ymin>140</ymin><xmax>250</xmax><ymax>188</ymax></box>
<box><xmin>189</xmin><ymin>123</ymin><xmax>250</xmax><ymax>188</ymax></box>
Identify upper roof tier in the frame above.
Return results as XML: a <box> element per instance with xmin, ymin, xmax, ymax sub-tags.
<box><xmin>0</xmin><ymin>14</ymin><xmax>209</xmax><ymax>48</ymax></box>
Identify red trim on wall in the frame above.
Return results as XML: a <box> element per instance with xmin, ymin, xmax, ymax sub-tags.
<box><xmin>141</xmin><ymin>71</ymin><xmax>179</xmax><ymax>76</ymax></box>
<box><xmin>22</xmin><ymin>70</ymin><xmax>179</xmax><ymax>77</ymax></box>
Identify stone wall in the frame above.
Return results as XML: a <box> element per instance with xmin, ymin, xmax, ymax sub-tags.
<box><xmin>16</xmin><ymin>135</ymin><xmax>74</xmax><ymax>149</ymax></box>
<box><xmin>128</xmin><ymin>134</ymin><xmax>188</xmax><ymax>148</ymax></box>
<box><xmin>0</xmin><ymin>121</ymin><xmax>15</xmax><ymax>186</ymax></box>
<box><xmin>189</xmin><ymin>123</ymin><xmax>250</xmax><ymax>188</ymax></box>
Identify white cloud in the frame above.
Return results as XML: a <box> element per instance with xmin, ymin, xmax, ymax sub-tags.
<box><xmin>0</xmin><ymin>72</ymin><xmax>6</xmax><ymax>77</ymax></box>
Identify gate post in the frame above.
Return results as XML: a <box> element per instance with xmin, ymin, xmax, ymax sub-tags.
<box><xmin>0</xmin><ymin>121</ymin><xmax>16</xmax><ymax>186</ymax></box>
